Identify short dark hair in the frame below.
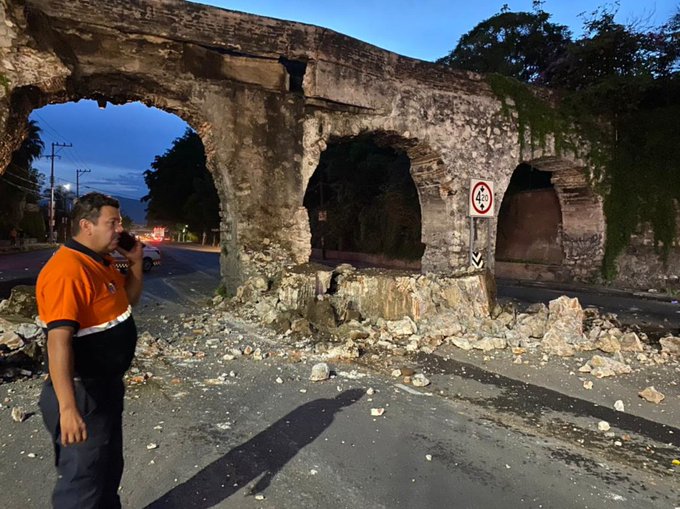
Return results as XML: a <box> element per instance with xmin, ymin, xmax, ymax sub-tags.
<box><xmin>71</xmin><ymin>192</ymin><xmax>120</xmax><ymax>235</ymax></box>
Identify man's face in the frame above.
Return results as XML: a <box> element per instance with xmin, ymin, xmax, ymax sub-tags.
<box><xmin>87</xmin><ymin>206</ymin><xmax>123</xmax><ymax>254</ymax></box>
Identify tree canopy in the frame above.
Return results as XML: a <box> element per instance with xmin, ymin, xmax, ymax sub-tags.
<box><xmin>0</xmin><ymin>120</ymin><xmax>45</xmax><ymax>236</ymax></box>
<box><xmin>142</xmin><ymin>129</ymin><xmax>220</xmax><ymax>234</ymax></box>
<box><xmin>304</xmin><ymin>137</ymin><xmax>424</xmax><ymax>260</ymax></box>
<box><xmin>436</xmin><ymin>8</ymin><xmax>571</xmax><ymax>84</ymax></box>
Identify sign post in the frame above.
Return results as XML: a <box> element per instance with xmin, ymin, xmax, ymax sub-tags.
<box><xmin>468</xmin><ymin>179</ymin><xmax>495</xmax><ymax>269</ymax></box>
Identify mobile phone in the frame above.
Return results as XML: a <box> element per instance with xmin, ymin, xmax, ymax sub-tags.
<box><xmin>117</xmin><ymin>231</ymin><xmax>137</xmax><ymax>251</ymax></box>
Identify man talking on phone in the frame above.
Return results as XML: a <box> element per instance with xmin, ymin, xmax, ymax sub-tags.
<box><xmin>36</xmin><ymin>192</ymin><xmax>143</xmax><ymax>508</ymax></box>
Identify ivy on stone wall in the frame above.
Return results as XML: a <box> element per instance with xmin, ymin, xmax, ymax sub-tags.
<box><xmin>446</xmin><ymin>5</ymin><xmax>680</xmax><ymax>280</ymax></box>
<box><xmin>487</xmin><ymin>73</ymin><xmax>680</xmax><ymax>279</ymax></box>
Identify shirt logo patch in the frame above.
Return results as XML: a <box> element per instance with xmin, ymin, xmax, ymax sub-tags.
<box><xmin>108</xmin><ymin>282</ymin><xmax>117</xmax><ymax>294</ymax></box>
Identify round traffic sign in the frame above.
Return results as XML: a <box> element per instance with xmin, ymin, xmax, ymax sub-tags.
<box><xmin>471</xmin><ymin>181</ymin><xmax>493</xmax><ymax>215</ymax></box>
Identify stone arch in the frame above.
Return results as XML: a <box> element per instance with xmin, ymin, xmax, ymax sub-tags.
<box><xmin>302</xmin><ymin>132</ymin><xmax>424</xmax><ymax>268</ymax></box>
<box><xmin>3</xmin><ymin>79</ymin><xmax>238</xmax><ymax>282</ymax></box>
<box><xmin>300</xmin><ymin>121</ymin><xmax>451</xmax><ymax>273</ymax></box>
<box><xmin>495</xmin><ymin>155</ymin><xmax>605</xmax><ymax>281</ymax></box>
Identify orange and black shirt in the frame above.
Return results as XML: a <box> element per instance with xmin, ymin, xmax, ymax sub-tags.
<box><xmin>36</xmin><ymin>239</ymin><xmax>137</xmax><ymax>378</ymax></box>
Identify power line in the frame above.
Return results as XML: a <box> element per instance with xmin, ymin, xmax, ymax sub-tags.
<box><xmin>54</xmin><ymin>176</ymin><xmax>144</xmax><ymax>201</ymax></box>
<box><xmin>0</xmin><ymin>175</ymin><xmax>40</xmax><ymax>194</ymax></box>
<box><xmin>3</xmin><ymin>168</ymin><xmax>39</xmax><ymax>186</ymax></box>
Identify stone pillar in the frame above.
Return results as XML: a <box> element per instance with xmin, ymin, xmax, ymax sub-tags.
<box><xmin>201</xmin><ymin>86</ymin><xmax>308</xmax><ymax>294</ymax></box>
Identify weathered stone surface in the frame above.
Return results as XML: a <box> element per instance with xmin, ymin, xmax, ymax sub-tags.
<box><xmin>638</xmin><ymin>386</ymin><xmax>665</xmax><ymax>404</ymax></box>
<box><xmin>596</xmin><ymin>334</ymin><xmax>621</xmax><ymax>354</ymax></box>
<box><xmin>385</xmin><ymin>317</ymin><xmax>418</xmax><ymax>337</ymax></box>
<box><xmin>619</xmin><ymin>332</ymin><xmax>644</xmax><ymax>352</ymax></box>
<box><xmin>540</xmin><ymin>330</ymin><xmax>575</xmax><ymax>357</ymax></box>
<box><xmin>304</xmin><ymin>298</ymin><xmax>337</xmax><ymax>329</ymax></box>
<box><xmin>309</xmin><ymin>362</ymin><xmax>331</xmax><ymax>381</ymax></box>
<box><xmin>579</xmin><ymin>355</ymin><xmax>632</xmax><ymax>378</ymax></box>
<box><xmin>0</xmin><ymin>331</ymin><xmax>24</xmax><ymax>350</ymax></box>
<box><xmin>659</xmin><ymin>336</ymin><xmax>680</xmax><ymax>357</ymax></box>
<box><xmin>0</xmin><ymin>285</ymin><xmax>37</xmax><ymax>318</ymax></box>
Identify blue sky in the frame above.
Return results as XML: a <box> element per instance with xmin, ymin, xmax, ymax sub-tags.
<box><xmin>30</xmin><ymin>0</ymin><xmax>677</xmax><ymax>200</ymax></box>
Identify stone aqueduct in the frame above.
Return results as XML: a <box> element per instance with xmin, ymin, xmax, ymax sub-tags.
<box><xmin>0</xmin><ymin>0</ymin><xmax>605</xmax><ymax>292</ymax></box>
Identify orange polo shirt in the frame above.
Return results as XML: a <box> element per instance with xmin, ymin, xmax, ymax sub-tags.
<box><xmin>36</xmin><ymin>239</ymin><xmax>137</xmax><ymax>378</ymax></box>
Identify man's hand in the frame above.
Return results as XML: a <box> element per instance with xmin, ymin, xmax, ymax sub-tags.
<box><xmin>59</xmin><ymin>407</ymin><xmax>87</xmax><ymax>445</ymax></box>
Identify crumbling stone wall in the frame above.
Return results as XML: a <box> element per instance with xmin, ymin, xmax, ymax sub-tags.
<box><xmin>0</xmin><ymin>0</ymin><xmax>606</xmax><ymax>293</ymax></box>
<box><xmin>612</xmin><ymin>204</ymin><xmax>680</xmax><ymax>291</ymax></box>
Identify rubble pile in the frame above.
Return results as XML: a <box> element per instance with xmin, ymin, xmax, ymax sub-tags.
<box><xmin>224</xmin><ymin>266</ymin><xmax>679</xmax><ymax>385</ymax></box>
<box><xmin>0</xmin><ymin>317</ymin><xmax>43</xmax><ymax>382</ymax></box>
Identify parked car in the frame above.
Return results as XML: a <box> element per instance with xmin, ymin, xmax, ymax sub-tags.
<box><xmin>111</xmin><ymin>243</ymin><xmax>161</xmax><ymax>272</ymax></box>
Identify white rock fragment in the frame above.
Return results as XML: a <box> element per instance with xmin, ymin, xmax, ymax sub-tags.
<box><xmin>425</xmin><ymin>454</ymin><xmax>432</xmax><ymax>461</ymax></box>
<box><xmin>11</xmin><ymin>406</ymin><xmax>26</xmax><ymax>423</ymax></box>
<box><xmin>390</xmin><ymin>369</ymin><xmax>402</xmax><ymax>378</ymax></box>
<box><xmin>638</xmin><ymin>386</ymin><xmax>665</xmax><ymax>404</ymax></box>
<box><xmin>614</xmin><ymin>400</ymin><xmax>625</xmax><ymax>412</ymax></box>
<box><xmin>370</xmin><ymin>408</ymin><xmax>385</xmax><ymax>417</ymax></box>
<box><xmin>309</xmin><ymin>362</ymin><xmax>331</xmax><ymax>382</ymax></box>
<box><xmin>366</xmin><ymin>387</ymin><xmax>375</xmax><ymax>396</ymax></box>
<box><xmin>255</xmin><ymin>494</ymin><xmax>265</xmax><ymax>501</ymax></box>
<box><xmin>583</xmin><ymin>380</ymin><xmax>593</xmax><ymax>390</ymax></box>
<box><xmin>275</xmin><ymin>377</ymin><xmax>283</xmax><ymax>384</ymax></box>
<box><xmin>598</xmin><ymin>421</ymin><xmax>611</xmax><ymax>432</ymax></box>
<box><xmin>310</xmin><ymin>469</ymin><xmax>318</xmax><ymax>475</ymax></box>
<box><xmin>412</xmin><ymin>374</ymin><xmax>431</xmax><ymax>387</ymax></box>
<box><xmin>146</xmin><ymin>443</ymin><xmax>158</xmax><ymax>450</ymax></box>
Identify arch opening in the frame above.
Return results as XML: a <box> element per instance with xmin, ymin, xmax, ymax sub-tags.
<box><xmin>303</xmin><ymin>135</ymin><xmax>425</xmax><ymax>269</ymax></box>
<box><xmin>495</xmin><ymin>163</ymin><xmax>563</xmax><ymax>266</ymax></box>
<box><xmin>1</xmin><ymin>98</ymin><xmax>221</xmax><ymax>249</ymax></box>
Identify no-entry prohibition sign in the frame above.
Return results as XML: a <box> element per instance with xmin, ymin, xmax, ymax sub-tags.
<box><xmin>469</xmin><ymin>179</ymin><xmax>495</xmax><ymax>217</ymax></box>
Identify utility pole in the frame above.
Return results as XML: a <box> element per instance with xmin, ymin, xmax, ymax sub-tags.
<box><xmin>76</xmin><ymin>168</ymin><xmax>91</xmax><ymax>198</ymax></box>
<box><xmin>44</xmin><ymin>142</ymin><xmax>72</xmax><ymax>243</ymax></box>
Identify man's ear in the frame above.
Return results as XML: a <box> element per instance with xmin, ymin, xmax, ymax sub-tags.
<box><xmin>79</xmin><ymin>218</ymin><xmax>93</xmax><ymax>235</ymax></box>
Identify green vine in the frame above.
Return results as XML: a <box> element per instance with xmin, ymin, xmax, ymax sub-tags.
<box><xmin>486</xmin><ymin>73</ymin><xmax>575</xmax><ymax>156</ymax></box>
<box><xmin>486</xmin><ymin>73</ymin><xmax>680</xmax><ymax>281</ymax></box>
<box><xmin>0</xmin><ymin>74</ymin><xmax>11</xmax><ymax>97</ymax></box>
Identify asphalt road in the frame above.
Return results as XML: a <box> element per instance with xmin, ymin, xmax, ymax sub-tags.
<box><xmin>0</xmin><ymin>245</ymin><xmax>678</xmax><ymax>507</ymax></box>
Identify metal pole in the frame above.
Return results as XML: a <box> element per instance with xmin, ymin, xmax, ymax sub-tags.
<box><xmin>469</xmin><ymin>216</ymin><xmax>474</xmax><ymax>266</ymax></box>
<box><xmin>46</xmin><ymin>142</ymin><xmax>72</xmax><ymax>242</ymax></box>
<box><xmin>486</xmin><ymin>217</ymin><xmax>492</xmax><ymax>269</ymax></box>
<box><xmin>49</xmin><ymin>143</ymin><xmax>55</xmax><ymax>243</ymax></box>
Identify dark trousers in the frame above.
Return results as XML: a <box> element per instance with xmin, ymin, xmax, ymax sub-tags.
<box><xmin>39</xmin><ymin>378</ymin><xmax>125</xmax><ymax>509</ymax></box>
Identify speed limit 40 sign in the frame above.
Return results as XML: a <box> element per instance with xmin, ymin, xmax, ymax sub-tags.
<box><xmin>469</xmin><ymin>179</ymin><xmax>495</xmax><ymax>217</ymax></box>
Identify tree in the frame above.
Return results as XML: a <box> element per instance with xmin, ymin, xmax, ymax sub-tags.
<box><xmin>0</xmin><ymin>120</ymin><xmax>45</xmax><ymax>235</ymax></box>
<box><xmin>142</xmin><ymin>129</ymin><xmax>220</xmax><ymax>235</ymax></box>
<box><xmin>437</xmin><ymin>7</ymin><xmax>571</xmax><ymax>84</ymax></box>
<box><xmin>303</xmin><ymin>137</ymin><xmax>424</xmax><ymax>260</ymax></box>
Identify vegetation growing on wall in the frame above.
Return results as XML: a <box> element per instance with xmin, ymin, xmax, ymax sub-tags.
<box><xmin>441</xmin><ymin>3</ymin><xmax>680</xmax><ymax>279</ymax></box>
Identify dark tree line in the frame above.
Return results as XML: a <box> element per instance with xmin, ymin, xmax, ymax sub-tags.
<box><xmin>0</xmin><ymin>120</ymin><xmax>46</xmax><ymax>240</ymax></box>
<box><xmin>304</xmin><ymin>138</ymin><xmax>424</xmax><ymax>261</ymax></box>
<box><xmin>438</xmin><ymin>2</ymin><xmax>680</xmax><ymax>278</ymax></box>
<box><xmin>142</xmin><ymin>129</ymin><xmax>220</xmax><ymax>237</ymax></box>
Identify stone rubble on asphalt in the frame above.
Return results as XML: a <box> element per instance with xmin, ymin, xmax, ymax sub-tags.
<box><xmin>639</xmin><ymin>386</ymin><xmax>665</xmax><ymax>404</ymax></box>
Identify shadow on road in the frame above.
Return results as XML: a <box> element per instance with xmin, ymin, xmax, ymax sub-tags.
<box><xmin>144</xmin><ymin>389</ymin><xmax>364</xmax><ymax>508</ymax></box>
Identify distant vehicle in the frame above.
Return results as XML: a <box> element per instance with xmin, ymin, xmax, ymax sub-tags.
<box><xmin>111</xmin><ymin>243</ymin><xmax>161</xmax><ymax>272</ymax></box>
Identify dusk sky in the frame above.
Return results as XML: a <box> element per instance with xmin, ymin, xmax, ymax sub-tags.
<box><xmin>30</xmin><ymin>0</ymin><xmax>677</xmax><ymax>201</ymax></box>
